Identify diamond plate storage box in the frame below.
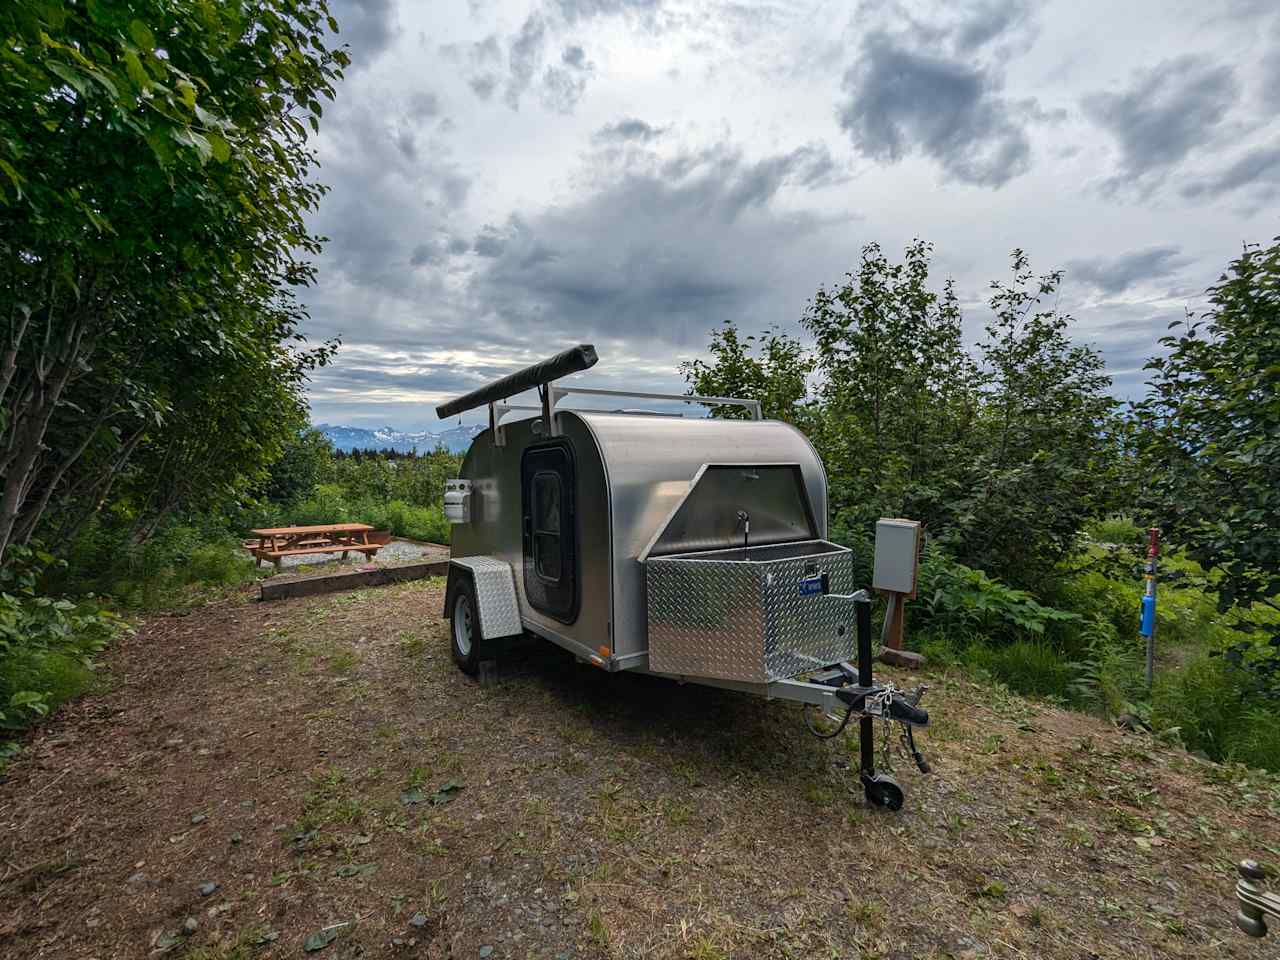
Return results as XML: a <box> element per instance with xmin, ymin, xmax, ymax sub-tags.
<box><xmin>645</xmin><ymin>539</ymin><xmax>854</xmax><ymax>682</ymax></box>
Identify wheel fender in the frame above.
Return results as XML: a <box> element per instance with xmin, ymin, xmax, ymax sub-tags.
<box><xmin>445</xmin><ymin>557</ymin><xmax>522</xmax><ymax>640</ymax></box>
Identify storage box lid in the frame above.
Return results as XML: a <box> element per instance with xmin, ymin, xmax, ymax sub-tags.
<box><xmin>638</xmin><ymin>463</ymin><xmax>819</xmax><ymax>561</ymax></box>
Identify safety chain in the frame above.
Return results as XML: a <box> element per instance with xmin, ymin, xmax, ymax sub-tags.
<box><xmin>864</xmin><ymin>681</ymin><xmax>901</xmax><ymax>715</ymax></box>
<box><xmin>880</xmin><ymin>705</ymin><xmax>893</xmax><ymax>771</ymax></box>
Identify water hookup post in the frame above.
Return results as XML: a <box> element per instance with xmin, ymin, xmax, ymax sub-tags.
<box><xmin>1141</xmin><ymin>527</ymin><xmax>1160</xmax><ymax>689</ymax></box>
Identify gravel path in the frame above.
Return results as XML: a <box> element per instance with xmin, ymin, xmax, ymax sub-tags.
<box><xmin>275</xmin><ymin>538</ymin><xmax>433</xmax><ymax>569</ymax></box>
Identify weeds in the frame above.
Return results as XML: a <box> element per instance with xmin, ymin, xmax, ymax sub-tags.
<box><xmin>587</xmin><ymin>909</ymin><xmax>611</xmax><ymax>950</ymax></box>
<box><xmin>299</xmin><ymin>766</ymin><xmax>366</xmax><ymax>830</ymax></box>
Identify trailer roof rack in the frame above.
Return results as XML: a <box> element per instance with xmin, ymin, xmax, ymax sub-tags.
<box><xmin>435</xmin><ymin>345</ymin><xmax>762</xmax><ymax>443</ymax></box>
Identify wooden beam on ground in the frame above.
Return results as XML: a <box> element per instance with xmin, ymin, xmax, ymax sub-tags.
<box><xmin>259</xmin><ymin>560</ymin><xmax>450</xmax><ymax>602</ymax></box>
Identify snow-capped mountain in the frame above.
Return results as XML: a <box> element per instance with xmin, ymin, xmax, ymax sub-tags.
<box><xmin>315</xmin><ymin>423</ymin><xmax>484</xmax><ymax>454</ymax></box>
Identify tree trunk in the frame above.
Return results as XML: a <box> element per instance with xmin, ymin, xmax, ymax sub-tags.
<box><xmin>53</xmin><ymin>427</ymin><xmax>146</xmax><ymax>551</ymax></box>
<box><xmin>11</xmin><ymin>379</ymin><xmax>127</xmax><ymax>545</ymax></box>
<box><xmin>0</xmin><ymin>320</ymin><xmax>88</xmax><ymax>564</ymax></box>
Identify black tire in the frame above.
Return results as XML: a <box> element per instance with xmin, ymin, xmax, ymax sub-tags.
<box><xmin>449</xmin><ymin>577</ymin><xmax>483</xmax><ymax>675</ymax></box>
<box><xmin>864</xmin><ymin>774</ymin><xmax>904</xmax><ymax>811</ymax></box>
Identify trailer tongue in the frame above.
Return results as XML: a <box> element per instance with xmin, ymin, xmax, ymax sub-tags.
<box><xmin>437</xmin><ymin>345</ymin><xmax>932</xmax><ymax>810</ymax></box>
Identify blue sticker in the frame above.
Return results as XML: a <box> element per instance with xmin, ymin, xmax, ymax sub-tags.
<box><xmin>799</xmin><ymin>575</ymin><xmax>824</xmax><ymax>597</ymax></box>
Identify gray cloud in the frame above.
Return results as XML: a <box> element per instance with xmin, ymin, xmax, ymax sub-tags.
<box><xmin>300</xmin><ymin>84</ymin><xmax>475</xmax><ymax>356</ymax></box>
<box><xmin>505</xmin><ymin>13</ymin><xmax>548</xmax><ymax>110</ymax></box>
<box><xmin>457</xmin><ymin>2</ymin><xmax>664</xmax><ymax>112</ymax></box>
<box><xmin>328</xmin><ymin>0</ymin><xmax>399</xmax><ymax>71</ymax></box>
<box><xmin>838</xmin><ymin>32</ymin><xmax>1033</xmax><ymax>187</ymax></box>
<box><xmin>1066</xmin><ymin>246</ymin><xmax>1192</xmax><ymax>295</ymax></box>
<box><xmin>1181</xmin><ymin>145</ymin><xmax>1280</xmax><ymax>203</ymax></box>
<box><xmin>593</xmin><ymin>118</ymin><xmax>666</xmax><ymax>143</ymax></box>
<box><xmin>1082</xmin><ymin>56</ymin><xmax>1239</xmax><ymax>192</ymax></box>
<box><xmin>442</xmin><ymin>33</ymin><xmax>502</xmax><ymax>100</ymax></box>
<box><xmin>1072</xmin><ymin>303</ymin><xmax>1186</xmax><ymax>399</ymax></box>
<box><xmin>1261</xmin><ymin>43</ymin><xmax>1280</xmax><ymax>109</ymax></box>
<box><xmin>473</xmin><ymin>34</ymin><xmax>502</xmax><ymax>62</ymax></box>
<box><xmin>410</xmin><ymin>243</ymin><xmax>441</xmax><ymax>267</ymax></box>
<box><xmin>552</xmin><ymin>0</ymin><xmax>662</xmax><ymax>24</ymax></box>
<box><xmin>465</xmin><ymin>142</ymin><xmax>850</xmax><ymax>348</ymax></box>
<box><xmin>468</xmin><ymin>74</ymin><xmax>498</xmax><ymax>100</ymax></box>
<box><xmin>474</xmin><ymin>227</ymin><xmax>507</xmax><ymax>258</ymax></box>
<box><xmin>836</xmin><ymin>3</ymin><xmax>1043</xmax><ymax>188</ymax></box>
<box><xmin>953</xmin><ymin>0</ymin><xmax>1032</xmax><ymax>51</ymax></box>
<box><xmin>407</xmin><ymin>236</ymin><xmax>472</xmax><ymax>267</ymax></box>
<box><xmin>408</xmin><ymin>91</ymin><xmax>440</xmax><ymax>119</ymax></box>
<box><xmin>541</xmin><ymin>45</ymin><xmax>594</xmax><ymax>113</ymax></box>
<box><xmin>541</xmin><ymin>68</ymin><xmax>589</xmax><ymax>113</ymax></box>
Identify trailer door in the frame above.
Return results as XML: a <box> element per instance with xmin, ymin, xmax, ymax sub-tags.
<box><xmin>521</xmin><ymin>441</ymin><xmax>578</xmax><ymax>623</ymax></box>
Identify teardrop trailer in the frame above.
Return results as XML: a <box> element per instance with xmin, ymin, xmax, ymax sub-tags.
<box><xmin>437</xmin><ymin>345</ymin><xmax>932</xmax><ymax>809</ymax></box>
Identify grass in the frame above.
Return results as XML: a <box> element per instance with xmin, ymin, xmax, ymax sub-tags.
<box><xmin>963</xmin><ymin>639</ymin><xmax>1071</xmax><ymax>699</ymax></box>
<box><xmin>180</xmin><ymin>926</ymin><xmax>278</xmax><ymax>960</ymax></box>
<box><xmin>298</xmin><ymin>765</ymin><xmax>368</xmax><ymax>832</ymax></box>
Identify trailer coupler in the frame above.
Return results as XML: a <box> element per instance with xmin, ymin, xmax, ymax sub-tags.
<box><xmin>835</xmin><ymin>683</ymin><xmax>930</xmax><ymax>726</ymax></box>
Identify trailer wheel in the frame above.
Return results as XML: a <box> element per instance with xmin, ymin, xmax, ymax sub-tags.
<box><xmin>863</xmin><ymin>774</ymin><xmax>904</xmax><ymax>811</ymax></box>
<box><xmin>450</xmin><ymin>579</ymin><xmax>483</xmax><ymax>675</ymax></box>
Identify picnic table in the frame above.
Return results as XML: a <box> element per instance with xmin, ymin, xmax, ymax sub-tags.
<box><xmin>247</xmin><ymin>523</ymin><xmax>391</xmax><ymax>572</ymax></box>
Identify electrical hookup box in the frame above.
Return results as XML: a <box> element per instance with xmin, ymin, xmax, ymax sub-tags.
<box><xmin>872</xmin><ymin>518</ymin><xmax>922</xmax><ymax>596</ymax></box>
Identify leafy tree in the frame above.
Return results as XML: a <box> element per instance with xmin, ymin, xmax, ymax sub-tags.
<box><xmin>0</xmin><ymin>0</ymin><xmax>346</xmax><ymax>562</ymax></box>
<box><xmin>262</xmin><ymin>427</ymin><xmax>335</xmax><ymax>505</ymax></box>
<box><xmin>684</xmin><ymin>242</ymin><xmax>1120</xmax><ymax>591</ymax></box>
<box><xmin>1141</xmin><ymin>238</ymin><xmax>1280</xmax><ymax>693</ymax></box>
<box><xmin>800</xmin><ymin>240</ymin><xmax>979</xmax><ymax>526</ymax></box>
<box><xmin>944</xmin><ymin>252</ymin><xmax>1117</xmax><ymax>589</ymax></box>
<box><xmin>679</xmin><ymin>322</ymin><xmax>812</xmax><ymax>422</ymax></box>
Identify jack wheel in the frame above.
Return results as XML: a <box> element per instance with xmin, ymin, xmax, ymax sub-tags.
<box><xmin>862</xmin><ymin>774</ymin><xmax>904</xmax><ymax>811</ymax></box>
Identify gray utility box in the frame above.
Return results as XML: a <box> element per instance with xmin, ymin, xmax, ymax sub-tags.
<box><xmin>646</xmin><ymin>539</ymin><xmax>854</xmax><ymax>682</ymax></box>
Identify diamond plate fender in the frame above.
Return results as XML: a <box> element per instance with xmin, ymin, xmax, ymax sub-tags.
<box><xmin>444</xmin><ymin>557</ymin><xmax>523</xmax><ymax>640</ymax></box>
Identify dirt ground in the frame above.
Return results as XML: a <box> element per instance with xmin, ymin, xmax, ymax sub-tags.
<box><xmin>1</xmin><ymin>577</ymin><xmax>1278</xmax><ymax>960</ymax></box>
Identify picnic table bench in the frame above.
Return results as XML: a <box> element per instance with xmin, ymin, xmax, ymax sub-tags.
<box><xmin>247</xmin><ymin>524</ymin><xmax>392</xmax><ymax>572</ymax></box>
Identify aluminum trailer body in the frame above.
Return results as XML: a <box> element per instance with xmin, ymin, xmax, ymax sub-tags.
<box><xmin>438</xmin><ymin>345</ymin><xmax>931</xmax><ymax>808</ymax></box>
<box><xmin>451</xmin><ymin>409</ymin><xmax>831</xmax><ymax>672</ymax></box>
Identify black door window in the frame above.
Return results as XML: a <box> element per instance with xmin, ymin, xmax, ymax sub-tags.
<box><xmin>521</xmin><ymin>442</ymin><xmax>578</xmax><ymax>622</ymax></box>
<box><xmin>531</xmin><ymin>471</ymin><xmax>563</xmax><ymax>581</ymax></box>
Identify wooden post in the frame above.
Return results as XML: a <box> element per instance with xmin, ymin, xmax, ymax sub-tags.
<box><xmin>883</xmin><ymin>592</ymin><xmax>905</xmax><ymax>650</ymax></box>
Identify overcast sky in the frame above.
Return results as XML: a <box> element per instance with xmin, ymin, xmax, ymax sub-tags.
<box><xmin>302</xmin><ymin>0</ymin><xmax>1280</xmax><ymax>429</ymax></box>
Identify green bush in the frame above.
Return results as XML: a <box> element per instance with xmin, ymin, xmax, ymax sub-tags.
<box><xmin>324</xmin><ymin>450</ymin><xmax>461</xmax><ymax>507</ymax></box>
<box><xmin>913</xmin><ymin>542</ymin><xmax>1079</xmax><ymax>645</ymax></box>
<box><xmin>1064</xmin><ymin>615</ymin><xmax>1146</xmax><ymax>717</ymax></box>
<box><xmin>54</xmin><ymin>519</ymin><xmax>257</xmax><ymax>609</ymax></box>
<box><xmin>0</xmin><ymin>545</ymin><xmax>125</xmax><ymax>735</ymax></box>
<box><xmin>1085</xmin><ymin>514</ymin><xmax>1144</xmax><ymax>547</ymax></box>
<box><xmin>279</xmin><ymin>489</ymin><xmax>450</xmax><ymax>544</ymax></box>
